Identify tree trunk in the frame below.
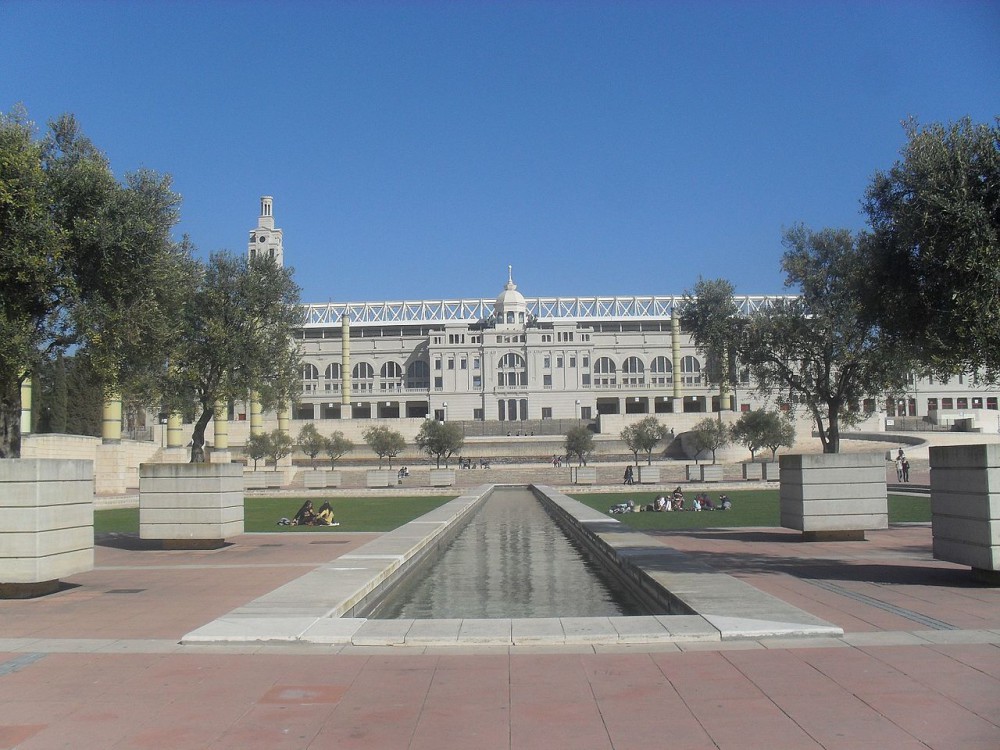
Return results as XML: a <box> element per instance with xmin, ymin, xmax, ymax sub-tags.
<box><xmin>190</xmin><ymin>402</ymin><xmax>213</xmax><ymax>463</ymax></box>
<box><xmin>0</xmin><ymin>376</ymin><xmax>22</xmax><ymax>459</ymax></box>
<box><xmin>826</xmin><ymin>409</ymin><xmax>841</xmax><ymax>453</ymax></box>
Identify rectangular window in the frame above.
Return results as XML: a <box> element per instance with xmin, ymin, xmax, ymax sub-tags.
<box><xmin>987</xmin><ymin>397</ymin><xmax>997</xmax><ymax>410</ymax></box>
<box><xmin>434</xmin><ymin>359</ymin><xmax>442</xmax><ymax>370</ymax></box>
<box><xmin>557</xmin><ymin>357</ymin><xmax>563</xmax><ymax>368</ymax></box>
<box><xmin>448</xmin><ymin>359</ymin><xmax>454</xmax><ymax>370</ymax></box>
<box><xmin>543</xmin><ymin>374</ymin><xmax>552</xmax><ymax>387</ymax></box>
<box><xmin>581</xmin><ymin>406</ymin><xmax>592</xmax><ymax>419</ymax></box>
<box><xmin>942</xmin><ymin>397</ymin><xmax>953</xmax><ymax>410</ymax></box>
<box><xmin>473</xmin><ymin>357</ymin><xmax>480</xmax><ymax>370</ymax></box>
<box><xmin>434</xmin><ymin>376</ymin><xmax>443</xmax><ymax>389</ymax></box>
<box><xmin>569</xmin><ymin>356</ymin><xmax>576</xmax><ymax>368</ymax></box>
<box><xmin>582</xmin><ymin>374</ymin><xmax>591</xmax><ymax>386</ymax></box>
<box><xmin>473</xmin><ymin>408</ymin><xmax>484</xmax><ymax>420</ymax></box>
<box><xmin>543</xmin><ymin>356</ymin><xmax>551</xmax><ymax>368</ymax></box>
<box><xmin>927</xmin><ymin>398</ymin><xmax>938</xmax><ymax>412</ymax></box>
<box><xmin>473</xmin><ymin>375</ymin><xmax>482</xmax><ymax>389</ymax></box>
<box><xmin>957</xmin><ymin>397</ymin><xmax>968</xmax><ymax>409</ymax></box>
<box><xmin>541</xmin><ymin>407</ymin><xmax>552</xmax><ymax>419</ymax></box>
<box><xmin>582</xmin><ymin>356</ymin><xmax>590</xmax><ymax>368</ymax></box>
<box><xmin>460</xmin><ymin>358</ymin><xmax>467</xmax><ymax>369</ymax></box>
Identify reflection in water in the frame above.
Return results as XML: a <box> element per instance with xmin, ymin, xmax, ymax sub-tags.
<box><xmin>370</xmin><ymin>487</ymin><xmax>654</xmax><ymax>619</ymax></box>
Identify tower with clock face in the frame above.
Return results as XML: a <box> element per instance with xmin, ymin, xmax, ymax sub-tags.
<box><xmin>248</xmin><ymin>195</ymin><xmax>284</xmax><ymax>267</ymax></box>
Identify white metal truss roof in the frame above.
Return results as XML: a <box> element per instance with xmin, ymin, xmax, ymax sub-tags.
<box><xmin>301</xmin><ymin>294</ymin><xmax>795</xmax><ymax>327</ymax></box>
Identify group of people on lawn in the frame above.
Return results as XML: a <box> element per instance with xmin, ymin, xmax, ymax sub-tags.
<box><xmin>279</xmin><ymin>499</ymin><xmax>339</xmax><ymax>526</ymax></box>
<box><xmin>611</xmin><ymin>488</ymin><xmax>732</xmax><ymax>515</ymax></box>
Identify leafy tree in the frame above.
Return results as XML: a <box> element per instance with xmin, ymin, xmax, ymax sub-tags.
<box><xmin>860</xmin><ymin>117</ymin><xmax>1000</xmax><ymax>380</ymax></box>
<box><xmin>1</xmin><ymin>108</ymin><xmax>187</xmax><ymax>457</ymax></box>
<box><xmin>324</xmin><ymin>431</ymin><xmax>354</xmax><ymax>468</ymax></box>
<box><xmin>244</xmin><ymin>432</ymin><xmax>269</xmax><ymax>471</ymax></box>
<box><xmin>363</xmin><ymin>425</ymin><xmax>406</xmax><ymax>469</ymax></box>
<box><xmin>265</xmin><ymin>429</ymin><xmax>293</xmax><ymax>467</ymax></box>
<box><xmin>158</xmin><ymin>251</ymin><xmax>302</xmax><ymax>462</ymax></box>
<box><xmin>415</xmin><ymin>419</ymin><xmax>464</xmax><ymax>468</ymax></box>
<box><xmin>680</xmin><ymin>227</ymin><xmax>909</xmax><ymax>453</ymax></box>
<box><xmin>763</xmin><ymin>415</ymin><xmax>796</xmax><ymax>461</ymax></box>
<box><xmin>689</xmin><ymin>417</ymin><xmax>731</xmax><ymax>464</ymax></box>
<box><xmin>564</xmin><ymin>425</ymin><xmax>594</xmax><ymax>466</ymax></box>
<box><xmin>620</xmin><ymin>416</ymin><xmax>669</xmax><ymax>465</ymax></box>
<box><xmin>297</xmin><ymin>423</ymin><xmax>326</xmax><ymax>468</ymax></box>
<box><xmin>732</xmin><ymin>409</ymin><xmax>781</xmax><ymax>461</ymax></box>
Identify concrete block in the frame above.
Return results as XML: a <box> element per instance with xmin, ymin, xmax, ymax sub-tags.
<box><xmin>366</xmin><ymin>470</ymin><xmax>393</xmax><ymax>488</ymax></box>
<box><xmin>929</xmin><ymin>443</ymin><xmax>1000</xmax><ymax>470</ymax></box>
<box><xmin>930</xmin><ymin>443</ymin><xmax>1000</xmax><ymax>573</ymax></box>
<box><xmin>685</xmin><ymin>465</ymin><xmax>699</xmax><ymax>481</ymax></box>
<box><xmin>638</xmin><ymin>466</ymin><xmax>660</xmax><ymax>484</ymax></box>
<box><xmin>700</xmin><ymin>465</ymin><xmax>724</xmax><ymax>482</ymax></box>
<box><xmin>303</xmin><ymin>471</ymin><xmax>328</xmax><ymax>489</ymax></box>
<box><xmin>742</xmin><ymin>463</ymin><xmax>763</xmax><ymax>481</ymax></box>
<box><xmin>0</xmin><ymin>459</ymin><xmax>94</xmax><ymax>590</ymax></box>
<box><xmin>139</xmin><ymin>463</ymin><xmax>244</xmax><ymax>542</ymax></box>
<box><xmin>761</xmin><ymin>461</ymin><xmax>779</xmax><ymax>481</ymax></box>
<box><xmin>429</xmin><ymin>469</ymin><xmax>455</xmax><ymax>487</ymax></box>
<box><xmin>571</xmin><ymin>467</ymin><xmax>596</xmax><ymax>485</ymax></box>
<box><xmin>779</xmin><ymin>453</ymin><xmax>887</xmax><ymax>537</ymax></box>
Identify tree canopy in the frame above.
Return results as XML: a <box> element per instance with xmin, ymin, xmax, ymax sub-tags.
<box><xmin>159</xmin><ymin>251</ymin><xmax>302</xmax><ymax>461</ymax></box>
<box><xmin>564</xmin><ymin>425</ymin><xmax>594</xmax><ymax>466</ymax></box>
<box><xmin>297</xmin><ymin>423</ymin><xmax>326</xmax><ymax>468</ymax></box>
<box><xmin>1</xmin><ymin>108</ymin><xmax>188</xmax><ymax>457</ymax></box>
<box><xmin>688</xmin><ymin>417</ymin><xmax>731</xmax><ymax>464</ymax></box>
<box><xmin>363</xmin><ymin>425</ymin><xmax>406</xmax><ymax>469</ymax></box>
<box><xmin>860</xmin><ymin>117</ymin><xmax>1000</xmax><ymax>380</ymax></box>
<box><xmin>324</xmin><ymin>431</ymin><xmax>354</xmax><ymax>467</ymax></box>
<box><xmin>681</xmin><ymin>226</ymin><xmax>909</xmax><ymax>453</ymax></box>
<box><xmin>414</xmin><ymin>419</ymin><xmax>464</xmax><ymax>468</ymax></box>
<box><xmin>731</xmin><ymin>408</ymin><xmax>795</xmax><ymax>461</ymax></box>
<box><xmin>620</xmin><ymin>416</ymin><xmax>669</xmax><ymax>465</ymax></box>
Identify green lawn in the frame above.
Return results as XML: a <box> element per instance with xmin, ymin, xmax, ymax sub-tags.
<box><xmin>569</xmin><ymin>490</ymin><xmax>930</xmax><ymax>530</ymax></box>
<box><xmin>94</xmin><ymin>490</ymin><xmax>929</xmax><ymax>536</ymax></box>
<box><xmin>95</xmin><ymin>495</ymin><xmax>457</xmax><ymax>535</ymax></box>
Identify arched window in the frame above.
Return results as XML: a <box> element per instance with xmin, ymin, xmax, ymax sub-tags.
<box><xmin>325</xmin><ymin>363</ymin><xmax>341</xmax><ymax>380</ymax></box>
<box><xmin>380</xmin><ymin>361</ymin><xmax>403</xmax><ymax>391</ymax></box>
<box><xmin>650</xmin><ymin>356</ymin><xmax>672</xmax><ymax>385</ymax></box>
<box><xmin>352</xmin><ymin>362</ymin><xmax>374</xmax><ymax>392</ymax></box>
<box><xmin>497</xmin><ymin>352</ymin><xmax>527</xmax><ymax>388</ymax></box>
<box><xmin>593</xmin><ymin>357</ymin><xmax>617</xmax><ymax>387</ymax></box>
<box><xmin>406</xmin><ymin>360</ymin><xmax>429</xmax><ymax>389</ymax></box>
<box><xmin>621</xmin><ymin>356</ymin><xmax>645</xmax><ymax>385</ymax></box>
<box><xmin>680</xmin><ymin>356</ymin><xmax>701</xmax><ymax>385</ymax></box>
<box><xmin>301</xmin><ymin>363</ymin><xmax>319</xmax><ymax>393</ymax></box>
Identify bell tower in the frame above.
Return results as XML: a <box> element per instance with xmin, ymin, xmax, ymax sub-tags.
<box><xmin>248</xmin><ymin>195</ymin><xmax>284</xmax><ymax>267</ymax></box>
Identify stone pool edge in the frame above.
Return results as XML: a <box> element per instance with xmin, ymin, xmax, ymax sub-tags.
<box><xmin>181</xmin><ymin>484</ymin><xmax>842</xmax><ymax>646</ymax></box>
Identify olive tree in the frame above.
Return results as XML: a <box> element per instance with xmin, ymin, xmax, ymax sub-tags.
<box><xmin>681</xmin><ymin>227</ymin><xmax>910</xmax><ymax>453</ymax></box>
<box><xmin>689</xmin><ymin>417</ymin><xmax>731</xmax><ymax>464</ymax></box>
<box><xmin>244</xmin><ymin>432</ymin><xmax>270</xmax><ymax>471</ymax></box>
<box><xmin>265</xmin><ymin>429</ymin><xmax>293</xmax><ymax>467</ymax></box>
<box><xmin>1</xmin><ymin>108</ymin><xmax>190</xmax><ymax>458</ymax></box>
<box><xmin>731</xmin><ymin>409</ymin><xmax>792</xmax><ymax>462</ymax></box>
<box><xmin>620</xmin><ymin>416</ymin><xmax>669</xmax><ymax>465</ymax></box>
<box><xmin>564</xmin><ymin>424</ymin><xmax>594</xmax><ymax>466</ymax></box>
<box><xmin>297</xmin><ymin>423</ymin><xmax>326</xmax><ymax>468</ymax></box>
<box><xmin>324</xmin><ymin>431</ymin><xmax>354</xmax><ymax>468</ymax></box>
<box><xmin>860</xmin><ymin>117</ymin><xmax>1000</xmax><ymax>380</ymax></box>
<box><xmin>363</xmin><ymin>425</ymin><xmax>405</xmax><ymax>469</ymax></box>
<box><xmin>415</xmin><ymin>419</ymin><xmax>464</xmax><ymax>468</ymax></box>
<box><xmin>159</xmin><ymin>251</ymin><xmax>302</xmax><ymax>462</ymax></box>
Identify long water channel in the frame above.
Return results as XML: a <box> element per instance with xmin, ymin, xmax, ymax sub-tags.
<box><xmin>367</xmin><ymin>487</ymin><xmax>661</xmax><ymax>619</ymax></box>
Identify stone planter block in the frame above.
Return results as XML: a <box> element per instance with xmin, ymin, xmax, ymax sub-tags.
<box><xmin>637</xmin><ymin>466</ymin><xmax>660</xmax><ymax>484</ymax></box>
<box><xmin>700</xmin><ymin>465</ymin><xmax>724</xmax><ymax>482</ymax></box>
<box><xmin>571</xmin><ymin>467</ymin><xmax>597</xmax><ymax>485</ymax></box>
<box><xmin>303</xmin><ymin>470</ymin><xmax>328</xmax><ymax>489</ymax></box>
<box><xmin>265</xmin><ymin>470</ymin><xmax>283</xmax><ymax>489</ymax></box>
<box><xmin>243</xmin><ymin>472</ymin><xmax>267</xmax><ymax>490</ymax></box>
<box><xmin>429</xmin><ymin>469</ymin><xmax>456</xmax><ymax>487</ymax></box>
<box><xmin>929</xmin><ymin>443</ymin><xmax>1000</xmax><ymax>579</ymax></box>
<box><xmin>779</xmin><ymin>453</ymin><xmax>887</xmax><ymax>539</ymax></box>
<box><xmin>140</xmin><ymin>463</ymin><xmax>244</xmax><ymax>547</ymax></box>
<box><xmin>762</xmin><ymin>462</ymin><xmax>779</xmax><ymax>481</ymax></box>
<box><xmin>0</xmin><ymin>459</ymin><xmax>94</xmax><ymax>597</ymax></box>
<box><xmin>742</xmin><ymin>463</ymin><xmax>764</xmax><ymax>481</ymax></box>
<box><xmin>685</xmin><ymin>465</ymin><xmax>699</xmax><ymax>481</ymax></box>
<box><xmin>366</xmin><ymin>470</ymin><xmax>393</xmax><ymax>488</ymax></box>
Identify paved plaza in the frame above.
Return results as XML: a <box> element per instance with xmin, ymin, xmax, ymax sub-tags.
<box><xmin>2</xmin><ymin>488</ymin><xmax>999</xmax><ymax>750</ymax></box>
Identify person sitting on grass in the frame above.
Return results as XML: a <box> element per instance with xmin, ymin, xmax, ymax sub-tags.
<box><xmin>653</xmin><ymin>495</ymin><xmax>668</xmax><ymax>512</ymax></box>
<box><xmin>315</xmin><ymin>501</ymin><xmax>339</xmax><ymax>526</ymax></box>
<box><xmin>719</xmin><ymin>495</ymin><xmax>732</xmax><ymax>511</ymax></box>
<box><xmin>292</xmin><ymin>499</ymin><xmax>318</xmax><ymax>526</ymax></box>
<box><xmin>702</xmin><ymin>494</ymin><xmax>716</xmax><ymax>511</ymax></box>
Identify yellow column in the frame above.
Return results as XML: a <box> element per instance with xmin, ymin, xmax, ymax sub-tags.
<box><xmin>167</xmin><ymin>413</ymin><xmax>184</xmax><ymax>448</ymax></box>
<box><xmin>671</xmin><ymin>313</ymin><xmax>683</xmax><ymax>411</ymax></box>
<box><xmin>213</xmin><ymin>400</ymin><xmax>229</xmax><ymax>450</ymax></box>
<box><xmin>719</xmin><ymin>344</ymin><xmax>732</xmax><ymax>412</ymax></box>
<box><xmin>277</xmin><ymin>402</ymin><xmax>289</xmax><ymax>436</ymax></box>
<box><xmin>249</xmin><ymin>394</ymin><xmax>263</xmax><ymax>435</ymax></box>
<box><xmin>340</xmin><ymin>314</ymin><xmax>351</xmax><ymax>406</ymax></box>
<box><xmin>102</xmin><ymin>392</ymin><xmax>122</xmax><ymax>443</ymax></box>
<box><xmin>19</xmin><ymin>377</ymin><xmax>32</xmax><ymax>436</ymax></box>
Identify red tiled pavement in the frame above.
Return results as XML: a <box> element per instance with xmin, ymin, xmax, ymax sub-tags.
<box><xmin>0</xmin><ymin>524</ymin><xmax>998</xmax><ymax>749</ymax></box>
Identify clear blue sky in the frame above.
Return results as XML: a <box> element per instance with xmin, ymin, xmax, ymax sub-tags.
<box><xmin>3</xmin><ymin>1</ymin><xmax>998</xmax><ymax>304</ymax></box>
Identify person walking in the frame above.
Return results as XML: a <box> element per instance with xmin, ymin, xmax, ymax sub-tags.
<box><xmin>623</xmin><ymin>465</ymin><xmax>634</xmax><ymax>485</ymax></box>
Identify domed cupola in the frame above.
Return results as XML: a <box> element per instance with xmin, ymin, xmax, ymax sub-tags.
<box><xmin>493</xmin><ymin>265</ymin><xmax>527</xmax><ymax>328</ymax></box>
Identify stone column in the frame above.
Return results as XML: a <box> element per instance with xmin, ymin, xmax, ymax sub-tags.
<box><xmin>276</xmin><ymin>401</ymin><xmax>292</xmax><ymax>469</ymax></box>
<box><xmin>340</xmin><ymin>314</ymin><xmax>353</xmax><ymax>419</ymax></box>
<box><xmin>166</xmin><ymin>413</ymin><xmax>184</xmax><ymax>448</ymax></box>
<box><xmin>101</xmin><ymin>392</ymin><xmax>122</xmax><ymax>443</ymax></box>
<box><xmin>249</xmin><ymin>394</ymin><xmax>263</xmax><ymax>435</ymax></box>
<box><xmin>719</xmin><ymin>344</ymin><xmax>732</xmax><ymax>412</ymax></box>
<box><xmin>210</xmin><ymin>400</ymin><xmax>231</xmax><ymax>464</ymax></box>
<box><xmin>671</xmin><ymin>313</ymin><xmax>683</xmax><ymax>413</ymax></box>
<box><xmin>19</xmin><ymin>377</ymin><xmax>32</xmax><ymax>436</ymax></box>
